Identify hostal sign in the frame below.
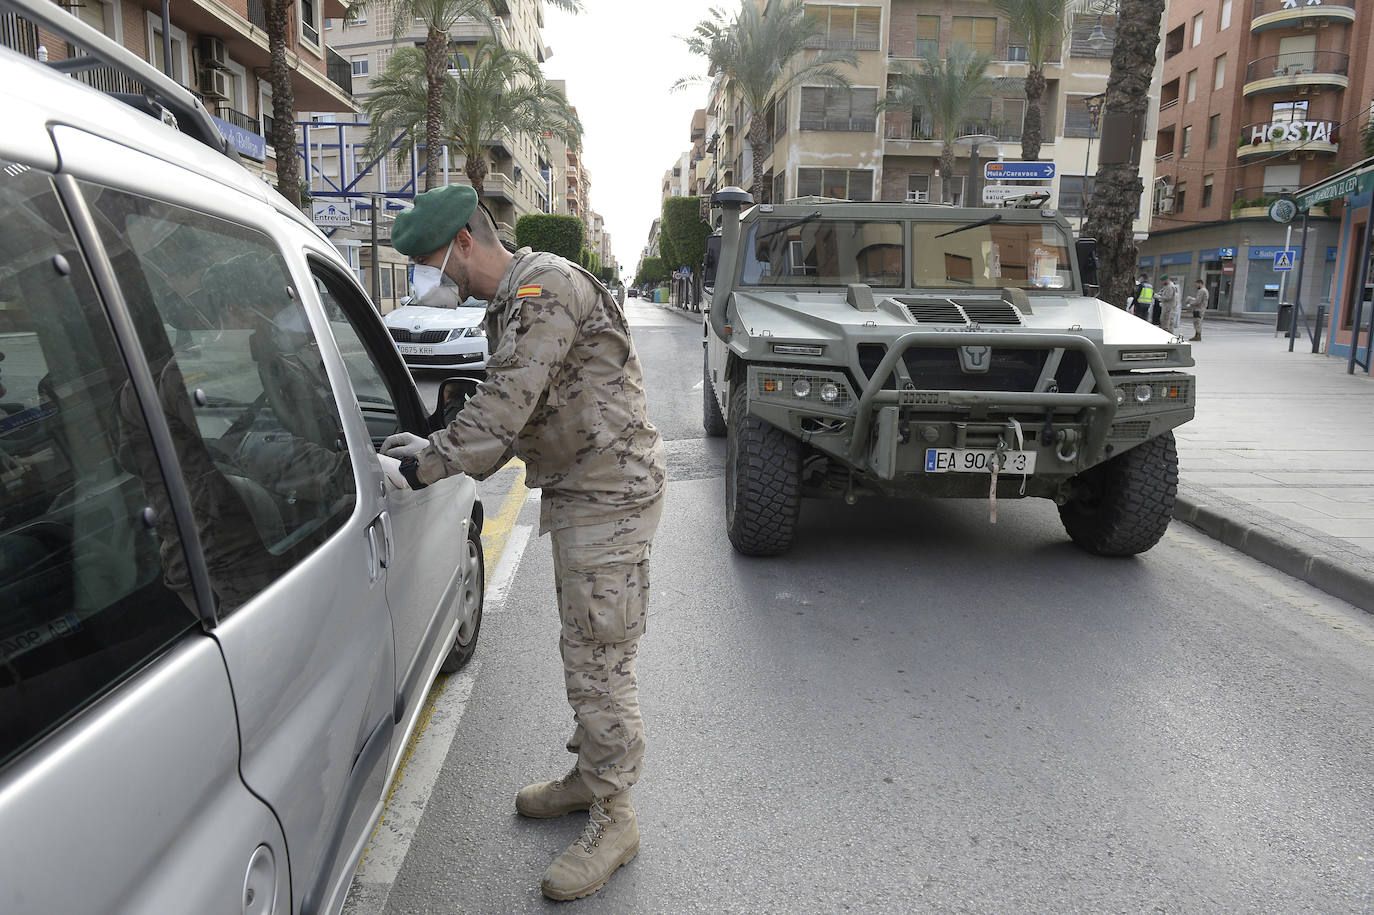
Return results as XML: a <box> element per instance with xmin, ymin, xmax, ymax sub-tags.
<box><xmin>1249</xmin><ymin>120</ymin><xmax>1336</xmax><ymax>146</ymax></box>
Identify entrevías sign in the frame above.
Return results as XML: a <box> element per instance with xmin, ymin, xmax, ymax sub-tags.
<box><xmin>1248</xmin><ymin>120</ymin><xmax>1336</xmax><ymax>146</ymax></box>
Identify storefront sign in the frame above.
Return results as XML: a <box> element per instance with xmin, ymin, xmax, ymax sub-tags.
<box><xmin>1327</xmin><ymin>246</ymin><xmax>1339</xmax><ymax>261</ymax></box>
<box><xmin>1248</xmin><ymin>120</ymin><xmax>1336</xmax><ymax>147</ymax></box>
<box><xmin>210</xmin><ymin>114</ymin><xmax>267</xmax><ymax>162</ymax></box>
<box><xmin>312</xmin><ymin>201</ymin><xmax>351</xmax><ymax>227</ymax></box>
<box><xmin>1137</xmin><ymin>256</ymin><xmax>1155</xmax><ymax>268</ymax></box>
<box><xmin>1296</xmin><ymin>170</ymin><xmax>1374</xmax><ymax>211</ymax></box>
<box><xmin>1199</xmin><ymin>248</ymin><xmax>1234</xmax><ymax>261</ymax></box>
<box><xmin>1249</xmin><ymin>245</ymin><xmax>1303</xmax><ymax>260</ymax></box>
<box><xmin>1160</xmin><ymin>252</ymin><xmax>1195</xmax><ymax>266</ymax></box>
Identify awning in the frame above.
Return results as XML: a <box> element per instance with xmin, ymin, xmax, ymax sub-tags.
<box><xmin>1296</xmin><ymin>158</ymin><xmax>1374</xmax><ymax>211</ymax></box>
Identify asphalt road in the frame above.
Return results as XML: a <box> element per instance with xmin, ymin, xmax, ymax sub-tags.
<box><xmin>352</xmin><ymin>298</ymin><xmax>1374</xmax><ymax>914</ymax></box>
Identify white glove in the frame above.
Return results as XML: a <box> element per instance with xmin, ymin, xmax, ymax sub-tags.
<box><xmin>378</xmin><ymin>454</ymin><xmax>409</xmax><ymax>490</ymax></box>
<box><xmin>382</xmin><ymin>431</ymin><xmax>429</xmax><ymax>459</ymax></box>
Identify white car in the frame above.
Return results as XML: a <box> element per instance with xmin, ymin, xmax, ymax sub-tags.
<box><xmin>384</xmin><ymin>294</ymin><xmax>489</xmax><ymax>371</ymax></box>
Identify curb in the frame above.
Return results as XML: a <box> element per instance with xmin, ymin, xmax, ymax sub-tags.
<box><xmin>1173</xmin><ymin>484</ymin><xmax>1374</xmax><ymax>616</ymax></box>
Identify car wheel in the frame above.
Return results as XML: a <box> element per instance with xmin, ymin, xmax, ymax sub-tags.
<box><xmin>1058</xmin><ymin>432</ymin><xmax>1179</xmax><ymax>557</ymax></box>
<box><xmin>725</xmin><ymin>379</ymin><xmax>801</xmax><ymax>556</ymax></box>
<box><xmin>441</xmin><ymin>524</ymin><xmax>485</xmax><ymax>673</ymax></box>
<box><xmin>703</xmin><ymin>348</ymin><xmax>726</xmax><ymax>438</ymax></box>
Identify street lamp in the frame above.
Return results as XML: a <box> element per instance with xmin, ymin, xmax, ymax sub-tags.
<box><xmin>1086</xmin><ymin>0</ymin><xmax>1119</xmax><ymax>51</ymax></box>
<box><xmin>956</xmin><ymin>133</ymin><xmax>998</xmax><ymax>207</ymax></box>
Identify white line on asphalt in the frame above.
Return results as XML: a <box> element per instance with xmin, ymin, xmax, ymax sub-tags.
<box><xmin>691</xmin><ymin>380</ymin><xmax>703</xmax><ymax>391</ymax></box>
<box><xmin>484</xmin><ymin>522</ymin><xmax>532</xmax><ymax>613</ymax></box>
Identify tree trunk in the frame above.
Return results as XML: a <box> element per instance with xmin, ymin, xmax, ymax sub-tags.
<box><xmin>748</xmin><ymin>116</ymin><xmax>771</xmax><ymax>203</ymax></box>
<box><xmin>424</xmin><ymin>27</ymin><xmax>447</xmax><ymax>191</ymax></box>
<box><xmin>1022</xmin><ymin>66</ymin><xmax>1045</xmax><ymax>161</ymax></box>
<box><xmin>1083</xmin><ymin>0</ymin><xmax>1165</xmax><ymax>309</ymax></box>
<box><xmin>464</xmin><ymin>156</ymin><xmax>488</xmax><ymax>197</ymax></box>
<box><xmin>939</xmin><ymin>143</ymin><xmax>955</xmax><ymax>204</ymax></box>
<box><xmin>264</xmin><ymin>0</ymin><xmax>299</xmax><ymax>207</ymax></box>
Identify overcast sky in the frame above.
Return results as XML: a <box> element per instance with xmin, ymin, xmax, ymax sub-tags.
<box><xmin>541</xmin><ymin>0</ymin><xmax>721</xmax><ymax>275</ymax></box>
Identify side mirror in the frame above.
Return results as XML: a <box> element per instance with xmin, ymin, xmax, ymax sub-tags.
<box><xmin>703</xmin><ymin>235</ymin><xmax>721</xmax><ymax>287</ymax></box>
<box><xmin>430</xmin><ymin>375</ymin><xmax>483</xmax><ymax>430</ymax></box>
<box><xmin>1075</xmin><ymin>237</ymin><xmax>1099</xmax><ymax>294</ymax></box>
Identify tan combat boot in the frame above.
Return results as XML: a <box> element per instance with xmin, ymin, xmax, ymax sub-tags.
<box><xmin>540</xmin><ymin>793</ymin><xmax>638</xmax><ymax>901</ymax></box>
<box><xmin>515</xmin><ymin>766</ymin><xmax>595</xmax><ymax>818</ymax></box>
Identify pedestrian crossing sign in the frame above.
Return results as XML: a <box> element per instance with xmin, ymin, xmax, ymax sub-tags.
<box><xmin>1273</xmin><ymin>250</ymin><xmax>1295</xmax><ymax>271</ymax></box>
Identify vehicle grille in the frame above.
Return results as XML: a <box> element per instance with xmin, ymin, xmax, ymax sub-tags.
<box><xmin>898</xmin><ymin>297</ymin><xmax>1023</xmax><ymax>326</ymax></box>
<box><xmin>858</xmin><ymin>343</ymin><xmax>1089</xmax><ymax>393</ymax></box>
<box><xmin>389</xmin><ymin>328</ymin><xmax>449</xmax><ymax>344</ymax></box>
<box><xmin>1109</xmin><ymin>421</ymin><xmax>1152</xmax><ymax>439</ymax></box>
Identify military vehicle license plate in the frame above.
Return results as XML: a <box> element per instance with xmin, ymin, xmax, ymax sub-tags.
<box><xmin>925</xmin><ymin>449</ymin><xmax>1036</xmax><ymax>474</ymax></box>
<box><xmin>397</xmin><ymin>344</ymin><xmax>434</xmax><ymax>355</ymax></box>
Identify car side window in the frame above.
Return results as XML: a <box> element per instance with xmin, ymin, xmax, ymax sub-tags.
<box><xmin>309</xmin><ymin>263</ymin><xmax>404</xmax><ymax>444</ymax></box>
<box><xmin>0</xmin><ymin>162</ymin><xmax>198</xmax><ymax>769</ymax></box>
<box><xmin>80</xmin><ymin>183</ymin><xmax>357</xmax><ymax>616</ymax></box>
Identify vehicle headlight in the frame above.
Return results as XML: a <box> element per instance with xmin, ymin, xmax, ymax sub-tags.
<box><xmin>1115</xmin><ymin>387</ymin><xmax>1127</xmax><ymax>406</ymax></box>
<box><xmin>444</xmin><ymin>328</ymin><xmax>463</xmax><ymax>342</ymax></box>
<box><xmin>820</xmin><ymin>382</ymin><xmax>839</xmax><ymax>403</ymax></box>
<box><xmin>1134</xmin><ymin>384</ymin><xmax>1152</xmax><ymax>403</ymax></box>
<box><xmin>466</xmin><ymin>325</ymin><xmax>486</xmax><ymax>338</ymax></box>
<box><xmin>792</xmin><ymin>378</ymin><xmax>811</xmax><ymax>398</ymax></box>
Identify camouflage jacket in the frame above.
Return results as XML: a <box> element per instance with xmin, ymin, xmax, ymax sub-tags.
<box><xmin>416</xmin><ymin>248</ymin><xmax>665</xmax><ymax>527</ymax></box>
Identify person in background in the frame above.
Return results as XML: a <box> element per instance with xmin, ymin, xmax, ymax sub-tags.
<box><xmin>1156</xmin><ymin>275</ymin><xmax>1181</xmax><ymax>335</ymax></box>
<box><xmin>1186</xmin><ymin>278</ymin><xmax>1210</xmax><ymax>341</ymax></box>
<box><xmin>1132</xmin><ymin>273</ymin><xmax>1155</xmax><ymax>321</ymax></box>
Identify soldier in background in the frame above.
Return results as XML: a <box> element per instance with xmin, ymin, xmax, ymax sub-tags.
<box><xmin>1156</xmin><ymin>275</ymin><xmax>1181</xmax><ymax>335</ymax></box>
<box><xmin>381</xmin><ymin>185</ymin><xmax>666</xmax><ymax>901</ymax></box>
<box><xmin>1187</xmin><ymin>278</ymin><xmax>1210</xmax><ymax>341</ymax></box>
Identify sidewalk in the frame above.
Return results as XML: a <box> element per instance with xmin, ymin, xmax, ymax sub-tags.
<box><xmin>1172</xmin><ymin>319</ymin><xmax>1374</xmax><ymax>613</ymax></box>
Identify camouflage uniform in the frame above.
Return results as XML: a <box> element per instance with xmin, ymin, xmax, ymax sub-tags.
<box><xmin>414</xmin><ymin>248</ymin><xmax>666</xmax><ymax>798</ymax></box>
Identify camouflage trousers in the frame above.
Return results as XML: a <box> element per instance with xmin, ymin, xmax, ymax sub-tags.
<box><xmin>549</xmin><ymin>493</ymin><xmax>663</xmax><ymax>798</ymax></box>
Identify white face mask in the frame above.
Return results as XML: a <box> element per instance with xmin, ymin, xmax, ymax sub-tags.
<box><xmin>411</xmin><ymin>242</ymin><xmax>452</xmax><ymax>301</ymax></box>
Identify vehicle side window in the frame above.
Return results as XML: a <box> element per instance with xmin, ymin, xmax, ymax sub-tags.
<box><xmin>79</xmin><ymin>183</ymin><xmax>357</xmax><ymax>617</ymax></box>
<box><xmin>0</xmin><ymin>163</ymin><xmax>198</xmax><ymax>769</ymax></box>
<box><xmin>309</xmin><ymin>263</ymin><xmax>404</xmax><ymax>444</ymax></box>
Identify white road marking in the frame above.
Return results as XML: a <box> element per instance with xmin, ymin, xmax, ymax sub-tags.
<box><xmin>484</xmin><ymin>522</ymin><xmax>532</xmax><ymax>613</ymax></box>
<box><xmin>691</xmin><ymin>380</ymin><xmax>703</xmax><ymax>391</ymax></box>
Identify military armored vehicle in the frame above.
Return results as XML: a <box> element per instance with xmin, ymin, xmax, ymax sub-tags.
<box><xmin>701</xmin><ymin>187</ymin><xmax>1195</xmax><ymax>557</ymax></box>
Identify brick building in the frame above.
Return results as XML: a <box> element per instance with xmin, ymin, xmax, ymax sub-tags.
<box><xmin>1139</xmin><ymin>0</ymin><xmax>1362</xmax><ymax>319</ymax></box>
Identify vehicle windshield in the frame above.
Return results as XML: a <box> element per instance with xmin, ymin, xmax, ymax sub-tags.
<box><xmin>914</xmin><ymin>221</ymin><xmax>1075</xmax><ymax>291</ymax></box>
<box><xmin>740</xmin><ymin>219</ymin><xmax>904</xmax><ymax>288</ymax></box>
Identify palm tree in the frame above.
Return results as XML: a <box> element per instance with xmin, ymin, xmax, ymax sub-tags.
<box><xmin>680</xmin><ymin>0</ymin><xmax>857</xmax><ymax>202</ymax></box>
<box><xmin>1082</xmin><ymin>0</ymin><xmax>1166</xmax><ymax>308</ymax></box>
<box><xmin>369</xmin><ymin>0</ymin><xmax>582</xmax><ymax>190</ymax></box>
<box><xmin>879</xmin><ymin>44</ymin><xmax>1005</xmax><ymax>204</ymax></box>
<box><xmin>991</xmin><ymin>0</ymin><xmax>1074</xmax><ymax>161</ymax></box>
<box><xmin>363</xmin><ymin>40</ymin><xmax>581</xmax><ymax>199</ymax></box>
<box><xmin>260</xmin><ymin>0</ymin><xmax>300</xmax><ymax>206</ymax></box>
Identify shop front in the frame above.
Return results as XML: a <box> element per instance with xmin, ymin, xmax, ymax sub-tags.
<box><xmin>1295</xmin><ymin>160</ymin><xmax>1374</xmax><ymax>373</ymax></box>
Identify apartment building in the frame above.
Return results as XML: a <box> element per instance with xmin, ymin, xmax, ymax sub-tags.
<box><xmin>1</xmin><ymin>0</ymin><xmax>355</xmax><ymax>186</ymax></box>
<box><xmin>311</xmin><ymin>0</ymin><xmax>558</xmax><ymax>248</ymax></box>
<box><xmin>1139</xmin><ymin>0</ymin><xmax>1361</xmax><ymax>318</ymax></box>
<box><xmin>697</xmin><ymin>0</ymin><xmax>1158</xmax><ymax>238</ymax></box>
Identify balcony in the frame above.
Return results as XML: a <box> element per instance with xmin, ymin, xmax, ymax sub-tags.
<box><xmin>216</xmin><ymin>106</ymin><xmax>260</xmax><ymax>133</ymax></box>
<box><xmin>1243</xmin><ymin>51</ymin><xmax>1348</xmax><ymax>96</ymax></box>
<box><xmin>1236</xmin><ymin>119</ymin><xmax>1338</xmax><ymax>160</ymax></box>
<box><xmin>1251</xmin><ymin>0</ymin><xmax>1355</xmax><ymax>34</ymax></box>
<box><xmin>800</xmin><ymin>116</ymin><xmax>877</xmax><ymax>132</ymax></box>
<box><xmin>481</xmin><ymin>173</ymin><xmax>517</xmax><ymax>203</ymax></box>
<box><xmin>1231</xmin><ymin>184</ymin><xmax>1327</xmax><ymax>218</ymax></box>
<box><xmin>803</xmin><ymin>35</ymin><xmax>881</xmax><ymax>52</ymax></box>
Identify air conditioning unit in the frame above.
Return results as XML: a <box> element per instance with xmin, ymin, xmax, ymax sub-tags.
<box><xmin>197</xmin><ymin>66</ymin><xmax>228</xmax><ymax>100</ymax></box>
<box><xmin>1157</xmin><ymin>195</ymin><xmax>1176</xmax><ymax>214</ymax></box>
<box><xmin>198</xmin><ymin>35</ymin><xmax>228</xmax><ymax>70</ymax></box>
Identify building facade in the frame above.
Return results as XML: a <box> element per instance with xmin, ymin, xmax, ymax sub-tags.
<box><xmin>695</xmin><ymin>0</ymin><xmax>1158</xmax><ymax>239</ymax></box>
<box><xmin>1139</xmin><ymin>0</ymin><xmax>1361</xmax><ymax>319</ymax></box>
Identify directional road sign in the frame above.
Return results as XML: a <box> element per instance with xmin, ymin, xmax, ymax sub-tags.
<box><xmin>985</xmin><ymin>161</ymin><xmax>1056</xmax><ymax>180</ymax></box>
<box><xmin>1273</xmin><ymin>250</ymin><xmax>1295</xmax><ymax>271</ymax></box>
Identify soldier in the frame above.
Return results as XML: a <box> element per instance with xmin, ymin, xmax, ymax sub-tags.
<box><xmin>1186</xmin><ymin>278</ymin><xmax>1210</xmax><ymax>341</ymax></box>
<box><xmin>381</xmin><ymin>185</ymin><xmax>666</xmax><ymax>901</ymax></box>
<box><xmin>1156</xmin><ymin>275</ymin><xmax>1181</xmax><ymax>335</ymax></box>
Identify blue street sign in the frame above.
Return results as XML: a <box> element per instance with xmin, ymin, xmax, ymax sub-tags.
<box><xmin>984</xmin><ymin>161</ymin><xmax>1056</xmax><ymax>180</ymax></box>
<box><xmin>1273</xmin><ymin>250</ymin><xmax>1295</xmax><ymax>271</ymax></box>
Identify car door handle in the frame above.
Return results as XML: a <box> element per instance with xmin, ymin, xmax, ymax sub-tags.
<box><xmin>365</xmin><ymin>524</ymin><xmax>380</xmax><ymax>583</ymax></box>
<box><xmin>377</xmin><ymin>511</ymin><xmax>394</xmax><ymax>569</ymax></box>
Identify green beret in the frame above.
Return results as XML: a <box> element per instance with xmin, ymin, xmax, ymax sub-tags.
<box><xmin>392</xmin><ymin>184</ymin><xmax>478</xmax><ymax>257</ymax></box>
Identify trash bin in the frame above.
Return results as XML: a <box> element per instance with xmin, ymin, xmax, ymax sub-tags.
<box><xmin>1275</xmin><ymin>302</ymin><xmax>1293</xmax><ymax>337</ymax></box>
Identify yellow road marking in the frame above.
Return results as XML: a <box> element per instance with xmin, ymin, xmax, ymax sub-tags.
<box><xmin>359</xmin><ymin>459</ymin><xmax>530</xmax><ymax>859</ymax></box>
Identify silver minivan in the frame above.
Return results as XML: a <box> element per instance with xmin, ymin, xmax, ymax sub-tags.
<box><xmin>0</xmin><ymin>6</ymin><xmax>483</xmax><ymax>913</ymax></box>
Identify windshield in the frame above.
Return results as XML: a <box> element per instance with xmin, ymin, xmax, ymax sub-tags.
<box><xmin>741</xmin><ymin>219</ymin><xmax>904</xmax><ymax>288</ymax></box>
<box><xmin>914</xmin><ymin>221</ymin><xmax>1075</xmax><ymax>291</ymax></box>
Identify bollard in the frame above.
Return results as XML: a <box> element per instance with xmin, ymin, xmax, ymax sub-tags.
<box><xmin>1314</xmin><ymin>305</ymin><xmax>1327</xmax><ymax>354</ymax></box>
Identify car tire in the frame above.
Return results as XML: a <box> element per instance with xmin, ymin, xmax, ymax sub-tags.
<box><xmin>703</xmin><ymin>348</ymin><xmax>727</xmax><ymax>438</ymax></box>
<box><xmin>725</xmin><ymin>379</ymin><xmax>801</xmax><ymax>556</ymax></box>
<box><xmin>441</xmin><ymin>523</ymin><xmax>485</xmax><ymax>673</ymax></box>
<box><xmin>1058</xmin><ymin>431</ymin><xmax>1179</xmax><ymax>557</ymax></box>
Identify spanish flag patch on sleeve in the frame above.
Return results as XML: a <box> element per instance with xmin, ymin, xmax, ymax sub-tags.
<box><xmin>516</xmin><ymin>284</ymin><xmax>543</xmax><ymax>298</ymax></box>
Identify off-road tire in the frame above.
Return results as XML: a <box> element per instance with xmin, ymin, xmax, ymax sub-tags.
<box><xmin>725</xmin><ymin>380</ymin><xmax>801</xmax><ymax>555</ymax></box>
<box><xmin>441</xmin><ymin>525</ymin><xmax>485</xmax><ymax>672</ymax></box>
<box><xmin>703</xmin><ymin>347</ymin><xmax>727</xmax><ymax>437</ymax></box>
<box><xmin>1058</xmin><ymin>431</ymin><xmax>1179</xmax><ymax>557</ymax></box>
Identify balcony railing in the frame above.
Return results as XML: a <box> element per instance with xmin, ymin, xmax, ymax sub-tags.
<box><xmin>1251</xmin><ymin>0</ymin><xmax>1355</xmax><ymax>29</ymax></box>
<box><xmin>1</xmin><ymin>12</ymin><xmax>39</xmax><ymax>57</ymax></box>
<box><xmin>884</xmin><ymin>119</ymin><xmax>935</xmax><ymax>141</ymax></box>
<box><xmin>1244</xmin><ymin>50</ymin><xmax>1348</xmax><ymax>84</ymax></box>
<box><xmin>326</xmin><ymin>48</ymin><xmax>352</xmax><ymax>96</ymax></box>
<box><xmin>216</xmin><ymin>106</ymin><xmax>260</xmax><ymax>133</ymax></box>
<box><xmin>800</xmin><ymin>117</ymin><xmax>877</xmax><ymax>132</ymax></box>
<box><xmin>1252</xmin><ymin>0</ymin><xmax>1353</xmax><ymax>11</ymax></box>
<box><xmin>803</xmin><ymin>36</ymin><xmax>881</xmax><ymax>51</ymax></box>
<box><xmin>247</xmin><ymin>0</ymin><xmax>267</xmax><ymax>30</ymax></box>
